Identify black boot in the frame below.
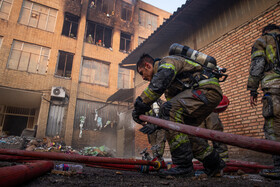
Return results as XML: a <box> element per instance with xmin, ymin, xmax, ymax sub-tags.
<box><xmin>203</xmin><ymin>149</ymin><xmax>226</xmax><ymax>177</ymax></box>
<box><xmin>159</xmin><ymin>164</ymin><xmax>194</xmax><ymax>178</ymax></box>
<box><xmin>259</xmin><ymin>155</ymin><xmax>280</xmax><ymax>179</ymax></box>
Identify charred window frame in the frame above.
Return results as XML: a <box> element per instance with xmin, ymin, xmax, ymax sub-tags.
<box><xmin>95</xmin><ymin>0</ymin><xmax>114</xmax><ymax>15</ymax></box>
<box><xmin>121</xmin><ymin>2</ymin><xmax>132</xmax><ymax>21</ymax></box>
<box><xmin>80</xmin><ymin>58</ymin><xmax>110</xmax><ymax>87</ymax></box>
<box><xmin>85</xmin><ymin>21</ymin><xmax>112</xmax><ymax>48</ymax></box>
<box><xmin>7</xmin><ymin>40</ymin><xmax>50</xmax><ymax>74</ymax></box>
<box><xmin>0</xmin><ymin>0</ymin><xmax>13</xmax><ymax>20</ymax></box>
<box><xmin>120</xmin><ymin>32</ymin><xmax>131</xmax><ymax>53</ymax></box>
<box><xmin>62</xmin><ymin>12</ymin><xmax>79</xmax><ymax>39</ymax></box>
<box><xmin>55</xmin><ymin>51</ymin><xmax>74</xmax><ymax>78</ymax></box>
<box><xmin>18</xmin><ymin>0</ymin><xmax>57</xmax><ymax>32</ymax></box>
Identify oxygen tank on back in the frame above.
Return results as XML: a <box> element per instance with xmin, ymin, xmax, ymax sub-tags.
<box><xmin>169</xmin><ymin>43</ymin><xmax>217</xmax><ymax>69</ymax></box>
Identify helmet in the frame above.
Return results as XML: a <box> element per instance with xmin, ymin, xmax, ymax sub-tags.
<box><xmin>214</xmin><ymin>95</ymin><xmax>229</xmax><ymax>113</ymax></box>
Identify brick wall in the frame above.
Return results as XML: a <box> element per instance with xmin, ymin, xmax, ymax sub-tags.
<box><xmin>134</xmin><ymin>3</ymin><xmax>280</xmax><ymax>163</ymax></box>
<box><xmin>199</xmin><ymin>4</ymin><xmax>280</xmax><ymax>163</ymax></box>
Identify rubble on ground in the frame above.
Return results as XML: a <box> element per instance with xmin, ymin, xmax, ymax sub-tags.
<box><xmin>0</xmin><ymin>134</ymin><xmax>115</xmax><ymax>157</ymax></box>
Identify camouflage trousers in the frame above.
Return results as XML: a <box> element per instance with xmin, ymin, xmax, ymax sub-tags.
<box><xmin>157</xmin><ymin>88</ymin><xmax>222</xmax><ymax>165</ymax></box>
<box><xmin>199</xmin><ymin>112</ymin><xmax>229</xmax><ymax>161</ymax></box>
<box><xmin>262</xmin><ymin>91</ymin><xmax>280</xmax><ymax>167</ymax></box>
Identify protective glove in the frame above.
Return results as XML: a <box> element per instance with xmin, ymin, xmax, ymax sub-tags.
<box><xmin>139</xmin><ymin>123</ymin><xmax>158</xmax><ymax>135</ymax></box>
<box><xmin>132</xmin><ymin>109</ymin><xmax>144</xmax><ymax>124</ymax></box>
<box><xmin>132</xmin><ymin>96</ymin><xmax>151</xmax><ymax>124</ymax></box>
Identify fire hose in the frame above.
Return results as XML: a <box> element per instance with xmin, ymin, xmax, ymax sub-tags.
<box><xmin>139</xmin><ymin>115</ymin><xmax>280</xmax><ymax>155</ymax></box>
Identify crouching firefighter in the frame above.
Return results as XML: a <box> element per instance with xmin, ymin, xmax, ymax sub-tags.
<box><xmin>132</xmin><ymin>44</ymin><xmax>228</xmax><ymax>178</ymax></box>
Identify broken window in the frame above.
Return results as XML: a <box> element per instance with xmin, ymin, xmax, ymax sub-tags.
<box><xmin>139</xmin><ymin>9</ymin><xmax>158</xmax><ymax>31</ymax></box>
<box><xmin>80</xmin><ymin>58</ymin><xmax>109</xmax><ymax>87</ymax></box>
<box><xmin>55</xmin><ymin>51</ymin><xmax>74</xmax><ymax>78</ymax></box>
<box><xmin>85</xmin><ymin>21</ymin><xmax>112</xmax><ymax>48</ymax></box>
<box><xmin>92</xmin><ymin>0</ymin><xmax>114</xmax><ymax>15</ymax></box>
<box><xmin>0</xmin><ymin>0</ymin><xmax>13</xmax><ymax>20</ymax></box>
<box><xmin>118</xmin><ymin>66</ymin><xmax>132</xmax><ymax>89</ymax></box>
<box><xmin>120</xmin><ymin>32</ymin><xmax>131</xmax><ymax>53</ymax></box>
<box><xmin>7</xmin><ymin>40</ymin><xmax>50</xmax><ymax>74</ymax></box>
<box><xmin>121</xmin><ymin>2</ymin><xmax>132</xmax><ymax>21</ymax></box>
<box><xmin>62</xmin><ymin>12</ymin><xmax>79</xmax><ymax>38</ymax></box>
<box><xmin>138</xmin><ymin>37</ymin><xmax>146</xmax><ymax>46</ymax></box>
<box><xmin>18</xmin><ymin>0</ymin><xmax>57</xmax><ymax>32</ymax></box>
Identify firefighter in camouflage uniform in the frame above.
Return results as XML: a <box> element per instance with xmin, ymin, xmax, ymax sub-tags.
<box><xmin>199</xmin><ymin>95</ymin><xmax>230</xmax><ymax>163</ymax></box>
<box><xmin>247</xmin><ymin>24</ymin><xmax>280</xmax><ymax>179</ymax></box>
<box><xmin>132</xmin><ymin>53</ymin><xmax>226</xmax><ymax>177</ymax></box>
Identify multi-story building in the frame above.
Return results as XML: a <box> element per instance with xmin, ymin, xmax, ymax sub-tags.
<box><xmin>0</xmin><ymin>0</ymin><xmax>170</xmax><ymax>157</ymax></box>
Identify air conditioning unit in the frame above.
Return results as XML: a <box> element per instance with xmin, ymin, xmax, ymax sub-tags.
<box><xmin>51</xmin><ymin>87</ymin><xmax>65</xmax><ymax>98</ymax></box>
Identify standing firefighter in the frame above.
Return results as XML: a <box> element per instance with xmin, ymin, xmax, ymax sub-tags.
<box><xmin>247</xmin><ymin>24</ymin><xmax>280</xmax><ymax>179</ymax></box>
<box><xmin>132</xmin><ymin>48</ymin><xmax>226</xmax><ymax>177</ymax></box>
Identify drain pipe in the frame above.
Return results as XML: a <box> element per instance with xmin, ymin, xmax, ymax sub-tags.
<box><xmin>140</xmin><ymin>115</ymin><xmax>280</xmax><ymax>155</ymax></box>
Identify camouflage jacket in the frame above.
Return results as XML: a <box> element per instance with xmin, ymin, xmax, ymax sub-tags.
<box><xmin>140</xmin><ymin>55</ymin><xmax>223</xmax><ymax>105</ymax></box>
<box><xmin>247</xmin><ymin>29</ymin><xmax>280</xmax><ymax>93</ymax></box>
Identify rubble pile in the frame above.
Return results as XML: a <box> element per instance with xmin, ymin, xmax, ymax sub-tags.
<box><xmin>0</xmin><ymin>135</ymin><xmax>115</xmax><ymax>157</ymax></box>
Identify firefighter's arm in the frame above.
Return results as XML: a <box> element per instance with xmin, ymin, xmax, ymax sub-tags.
<box><xmin>140</xmin><ymin>63</ymin><xmax>177</xmax><ymax>105</ymax></box>
<box><xmin>247</xmin><ymin>38</ymin><xmax>266</xmax><ymax>107</ymax></box>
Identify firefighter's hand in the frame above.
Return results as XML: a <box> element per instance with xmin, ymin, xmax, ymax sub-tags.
<box><xmin>132</xmin><ymin>97</ymin><xmax>151</xmax><ymax>124</ymax></box>
<box><xmin>250</xmin><ymin>95</ymin><xmax>258</xmax><ymax>108</ymax></box>
<box><xmin>139</xmin><ymin>124</ymin><xmax>158</xmax><ymax>135</ymax></box>
<box><xmin>132</xmin><ymin>109</ymin><xmax>144</xmax><ymax>124</ymax></box>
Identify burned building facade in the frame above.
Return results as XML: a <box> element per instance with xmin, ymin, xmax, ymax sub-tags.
<box><xmin>0</xmin><ymin>0</ymin><xmax>170</xmax><ymax>157</ymax></box>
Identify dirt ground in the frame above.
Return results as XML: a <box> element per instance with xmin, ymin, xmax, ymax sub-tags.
<box><xmin>0</xmin><ymin>160</ymin><xmax>279</xmax><ymax>187</ymax></box>
<box><xmin>0</xmin><ymin>136</ymin><xmax>279</xmax><ymax>187</ymax></box>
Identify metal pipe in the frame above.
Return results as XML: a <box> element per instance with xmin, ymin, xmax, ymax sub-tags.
<box><xmin>140</xmin><ymin>115</ymin><xmax>280</xmax><ymax>155</ymax></box>
<box><xmin>0</xmin><ymin>149</ymin><xmax>159</xmax><ymax>167</ymax></box>
<box><xmin>0</xmin><ymin>160</ymin><xmax>54</xmax><ymax>186</ymax></box>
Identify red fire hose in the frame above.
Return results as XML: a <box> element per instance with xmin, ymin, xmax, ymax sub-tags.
<box><xmin>0</xmin><ymin>160</ymin><xmax>54</xmax><ymax>186</ymax></box>
<box><xmin>140</xmin><ymin>115</ymin><xmax>280</xmax><ymax>155</ymax></box>
<box><xmin>0</xmin><ymin>149</ymin><xmax>159</xmax><ymax>168</ymax></box>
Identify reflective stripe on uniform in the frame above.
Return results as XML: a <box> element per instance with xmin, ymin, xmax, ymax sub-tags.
<box><xmin>251</xmin><ymin>50</ymin><xmax>265</xmax><ymax>59</ymax></box>
<box><xmin>169</xmin><ymin>133</ymin><xmax>189</xmax><ymax>152</ymax></box>
<box><xmin>262</xmin><ymin>73</ymin><xmax>280</xmax><ymax>84</ymax></box>
<box><xmin>143</xmin><ymin>87</ymin><xmax>161</xmax><ymax>102</ymax></box>
<box><xmin>198</xmin><ymin>78</ymin><xmax>220</xmax><ymax>87</ymax></box>
<box><xmin>266</xmin><ymin>45</ymin><xmax>276</xmax><ymax>63</ymax></box>
<box><xmin>174</xmin><ymin>108</ymin><xmax>184</xmax><ymax>123</ymax></box>
<box><xmin>195</xmin><ymin>145</ymin><xmax>213</xmax><ymax>161</ymax></box>
<box><xmin>185</xmin><ymin>59</ymin><xmax>200</xmax><ymax>67</ymax></box>
<box><xmin>159</xmin><ymin>63</ymin><xmax>177</xmax><ymax>75</ymax></box>
<box><xmin>219</xmin><ymin>151</ymin><xmax>229</xmax><ymax>159</ymax></box>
